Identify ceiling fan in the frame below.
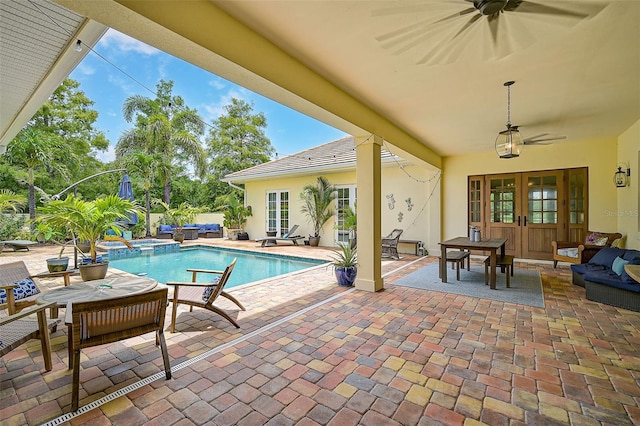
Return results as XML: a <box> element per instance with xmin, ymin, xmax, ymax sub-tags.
<box><xmin>495</xmin><ymin>81</ymin><xmax>565</xmax><ymax>158</ymax></box>
<box><xmin>374</xmin><ymin>0</ymin><xmax>605</xmax><ymax>65</ymax></box>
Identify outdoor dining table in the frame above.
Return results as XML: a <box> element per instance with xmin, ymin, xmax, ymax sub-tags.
<box><xmin>439</xmin><ymin>236</ymin><xmax>508</xmax><ymax>290</ymax></box>
<box><xmin>36</xmin><ymin>275</ymin><xmax>158</xmax><ymax>367</ymax></box>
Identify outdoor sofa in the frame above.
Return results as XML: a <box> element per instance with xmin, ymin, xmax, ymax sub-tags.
<box><xmin>156</xmin><ymin>224</ymin><xmax>223</xmax><ymax>239</ymax></box>
<box><xmin>570</xmin><ymin>247</ymin><xmax>640</xmax><ymax>312</ymax></box>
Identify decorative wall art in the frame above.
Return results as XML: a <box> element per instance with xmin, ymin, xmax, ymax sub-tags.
<box><xmin>406</xmin><ymin>197</ymin><xmax>413</xmax><ymax>211</ymax></box>
<box><xmin>386</xmin><ymin>194</ymin><xmax>395</xmax><ymax>210</ymax></box>
<box><xmin>398</xmin><ymin>212</ymin><xmax>403</xmax><ymax>222</ymax></box>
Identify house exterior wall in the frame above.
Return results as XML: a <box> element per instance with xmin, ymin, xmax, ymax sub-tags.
<box><xmin>618</xmin><ymin>118</ymin><xmax>640</xmax><ymax>249</ymax></box>
<box><xmin>241</xmin><ymin>163</ymin><xmax>437</xmax><ymax>253</ymax></box>
<box><xmin>441</xmin><ymin>136</ymin><xmax>620</xmax><ymax>255</ymax></box>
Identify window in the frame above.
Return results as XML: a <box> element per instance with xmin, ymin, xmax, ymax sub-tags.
<box><xmin>266</xmin><ymin>190</ymin><xmax>289</xmax><ymax>236</ymax></box>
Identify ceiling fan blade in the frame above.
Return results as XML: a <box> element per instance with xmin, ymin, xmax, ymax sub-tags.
<box><xmin>508</xmin><ymin>1</ymin><xmax>593</xmax><ymax>19</ymax></box>
<box><xmin>433</xmin><ymin>7</ymin><xmax>477</xmax><ymax>24</ymax></box>
<box><xmin>525</xmin><ymin>136</ymin><xmax>567</xmax><ymax>143</ymax></box>
<box><xmin>488</xmin><ymin>13</ymin><xmax>500</xmax><ymax>45</ymax></box>
<box><xmin>524</xmin><ymin>133</ymin><xmax>549</xmax><ymax>140</ymax></box>
<box><xmin>453</xmin><ymin>13</ymin><xmax>483</xmax><ymax>39</ymax></box>
<box><xmin>524</xmin><ymin>141</ymin><xmax>553</xmax><ymax>146</ymax></box>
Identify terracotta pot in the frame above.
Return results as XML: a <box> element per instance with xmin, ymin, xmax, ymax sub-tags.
<box><xmin>79</xmin><ymin>261</ymin><xmax>109</xmax><ymax>281</ymax></box>
<box><xmin>173</xmin><ymin>232</ymin><xmax>185</xmax><ymax>243</ymax></box>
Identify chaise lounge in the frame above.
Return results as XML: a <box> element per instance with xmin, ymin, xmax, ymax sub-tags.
<box><xmin>256</xmin><ymin>225</ymin><xmax>305</xmax><ymax>247</ymax></box>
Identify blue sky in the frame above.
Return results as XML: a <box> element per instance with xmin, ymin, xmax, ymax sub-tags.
<box><xmin>71</xmin><ymin>29</ymin><xmax>347</xmax><ymax>163</ymax></box>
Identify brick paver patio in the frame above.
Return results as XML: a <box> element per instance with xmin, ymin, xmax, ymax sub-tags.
<box><xmin>1</xmin><ymin>240</ymin><xmax>639</xmax><ymax>425</ymax></box>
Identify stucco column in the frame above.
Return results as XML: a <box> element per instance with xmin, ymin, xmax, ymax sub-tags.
<box><xmin>355</xmin><ymin>134</ymin><xmax>383</xmax><ymax>292</ymax></box>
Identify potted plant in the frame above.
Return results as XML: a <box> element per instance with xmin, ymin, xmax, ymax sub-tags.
<box><xmin>217</xmin><ymin>195</ymin><xmax>252</xmax><ymax>240</ymax></box>
<box><xmin>331</xmin><ymin>243</ymin><xmax>358</xmax><ymax>286</ymax></box>
<box><xmin>32</xmin><ymin>221</ymin><xmax>74</xmax><ymax>272</ymax></box>
<box><xmin>300</xmin><ymin>176</ymin><xmax>336</xmax><ymax>246</ymax></box>
<box><xmin>155</xmin><ymin>200</ymin><xmax>202</xmax><ymax>243</ymax></box>
<box><xmin>36</xmin><ymin>194</ymin><xmax>141</xmax><ymax>281</ymax></box>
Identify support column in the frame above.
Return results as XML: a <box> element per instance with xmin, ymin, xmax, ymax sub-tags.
<box><xmin>355</xmin><ymin>134</ymin><xmax>383</xmax><ymax>292</ymax></box>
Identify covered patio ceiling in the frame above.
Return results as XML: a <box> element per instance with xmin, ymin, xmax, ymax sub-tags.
<box><xmin>1</xmin><ymin>0</ymin><xmax>639</xmax><ymax>164</ymax></box>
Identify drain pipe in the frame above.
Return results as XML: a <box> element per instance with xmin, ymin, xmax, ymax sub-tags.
<box><xmin>227</xmin><ymin>181</ymin><xmax>247</xmax><ymax>206</ymax></box>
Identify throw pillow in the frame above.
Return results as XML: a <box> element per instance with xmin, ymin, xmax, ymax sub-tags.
<box><xmin>0</xmin><ymin>278</ymin><xmax>41</xmax><ymax>305</ymax></box>
<box><xmin>612</xmin><ymin>256</ymin><xmax>629</xmax><ymax>276</ymax></box>
<box><xmin>585</xmin><ymin>232</ymin><xmax>602</xmax><ymax>245</ymax></box>
<box><xmin>202</xmin><ymin>275</ymin><xmax>222</xmax><ymax>302</ymax></box>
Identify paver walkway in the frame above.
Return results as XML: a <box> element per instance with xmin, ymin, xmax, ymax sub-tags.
<box><xmin>1</xmin><ymin>241</ymin><xmax>640</xmax><ymax>425</ymax></box>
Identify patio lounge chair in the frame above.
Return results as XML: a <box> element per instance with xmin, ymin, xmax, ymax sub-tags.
<box><xmin>67</xmin><ymin>288</ymin><xmax>172</xmax><ymax>412</ymax></box>
<box><xmin>0</xmin><ymin>302</ymin><xmax>60</xmax><ymax>372</ymax></box>
<box><xmin>0</xmin><ymin>261</ymin><xmax>76</xmax><ymax>315</ymax></box>
<box><xmin>167</xmin><ymin>258</ymin><xmax>245</xmax><ymax>331</ymax></box>
<box><xmin>381</xmin><ymin>229</ymin><xmax>404</xmax><ymax>259</ymax></box>
<box><xmin>255</xmin><ymin>225</ymin><xmax>305</xmax><ymax>247</ymax></box>
<box><xmin>1</xmin><ymin>240</ymin><xmax>36</xmax><ymax>252</ymax></box>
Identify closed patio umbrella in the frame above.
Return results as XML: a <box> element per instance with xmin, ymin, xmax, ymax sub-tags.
<box><xmin>117</xmin><ymin>173</ymin><xmax>138</xmax><ymax>226</ymax></box>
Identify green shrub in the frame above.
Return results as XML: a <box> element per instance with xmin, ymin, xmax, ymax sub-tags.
<box><xmin>0</xmin><ymin>213</ymin><xmax>26</xmax><ymax>240</ymax></box>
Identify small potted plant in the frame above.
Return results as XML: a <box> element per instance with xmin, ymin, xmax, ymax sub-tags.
<box><xmin>336</xmin><ymin>204</ymin><xmax>357</xmax><ymax>249</ymax></box>
<box><xmin>330</xmin><ymin>243</ymin><xmax>358</xmax><ymax>286</ymax></box>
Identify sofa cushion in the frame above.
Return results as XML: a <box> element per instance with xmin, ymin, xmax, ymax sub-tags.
<box><xmin>584</xmin><ymin>270</ymin><xmax>640</xmax><ymax>292</ymax></box>
<box><xmin>159</xmin><ymin>224</ymin><xmax>173</xmax><ymax>233</ymax></box>
<box><xmin>622</xmin><ymin>250</ymin><xmax>640</xmax><ymax>261</ymax></box>
<box><xmin>588</xmin><ymin>247</ymin><xmax>626</xmax><ymax>267</ymax></box>
<box><xmin>557</xmin><ymin>248</ymin><xmax>579</xmax><ymax>258</ymax></box>
<box><xmin>571</xmin><ymin>263</ymin><xmax>606</xmax><ymax>275</ymax></box>
<box><xmin>184</xmin><ymin>224</ymin><xmax>196</xmax><ymax>228</ymax></box>
<box><xmin>205</xmin><ymin>223</ymin><xmax>220</xmax><ymax>231</ymax></box>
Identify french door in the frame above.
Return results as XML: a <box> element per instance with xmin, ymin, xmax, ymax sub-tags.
<box><xmin>335</xmin><ymin>185</ymin><xmax>356</xmax><ymax>245</ymax></box>
<box><xmin>469</xmin><ymin>168</ymin><xmax>587</xmax><ymax>260</ymax></box>
<box><xmin>266</xmin><ymin>190</ymin><xmax>289</xmax><ymax>236</ymax></box>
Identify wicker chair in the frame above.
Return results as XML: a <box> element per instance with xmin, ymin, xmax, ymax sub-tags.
<box><xmin>67</xmin><ymin>288</ymin><xmax>172</xmax><ymax>412</ymax></box>
<box><xmin>0</xmin><ymin>261</ymin><xmax>76</xmax><ymax>315</ymax></box>
<box><xmin>167</xmin><ymin>258</ymin><xmax>245</xmax><ymax>331</ymax></box>
<box><xmin>381</xmin><ymin>229</ymin><xmax>404</xmax><ymax>260</ymax></box>
<box><xmin>0</xmin><ymin>302</ymin><xmax>59</xmax><ymax>372</ymax></box>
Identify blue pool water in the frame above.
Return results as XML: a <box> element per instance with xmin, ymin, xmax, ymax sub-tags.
<box><xmin>109</xmin><ymin>246</ymin><xmax>325</xmax><ymax>288</ymax></box>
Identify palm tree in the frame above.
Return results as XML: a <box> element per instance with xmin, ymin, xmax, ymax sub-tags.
<box><xmin>0</xmin><ymin>189</ymin><xmax>26</xmax><ymax>213</ymax></box>
<box><xmin>300</xmin><ymin>176</ymin><xmax>337</xmax><ymax>243</ymax></box>
<box><xmin>118</xmin><ymin>80</ymin><xmax>206</xmax><ymax>205</ymax></box>
<box><xmin>4</xmin><ymin>128</ymin><xmax>68</xmax><ymax>224</ymax></box>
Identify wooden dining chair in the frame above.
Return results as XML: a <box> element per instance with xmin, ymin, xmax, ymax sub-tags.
<box><xmin>67</xmin><ymin>288</ymin><xmax>172</xmax><ymax>412</ymax></box>
<box><xmin>167</xmin><ymin>258</ymin><xmax>245</xmax><ymax>332</ymax></box>
<box><xmin>0</xmin><ymin>302</ymin><xmax>60</xmax><ymax>372</ymax></box>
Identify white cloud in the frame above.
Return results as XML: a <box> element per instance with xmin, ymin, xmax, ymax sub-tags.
<box><xmin>201</xmin><ymin>87</ymin><xmax>251</xmax><ymax>122</ymax></box>
<box><xmin>208</xmin><ymin>77</ymin><xmax>227</xmax><ymax>90</ymax></box>
<box><xmin>75</xmin><ymin>63</ymin><xmax>95</xmax><ymax>76</ymax></box>
<box><xmin>99</xmin><ymin>29</ymin><xmax>160</xmax><ymax>56</ymax></box>
<box><xmin>97</xmin><ymin>144</ymin><xmax>116</xmax><ymax>163</ymax></box>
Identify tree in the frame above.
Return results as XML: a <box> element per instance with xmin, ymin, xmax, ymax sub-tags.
<box><xmin>300</xmin><ymin>176</ymin><xmax>337</xmax><ymax>239</ymax></box>
<box><xmin>2</xmin><ymin>78</ymin><xmax>109</xmax><ymax>206</ymax></box>
<box><xmin>205</xmin><ymin>98</ymin><xmax>274</xmax><ymax>202</ymax></box>
<box><xmin>4</xmin><ymin>128</ymin><xmax>69</xmax><ymax>223</ymax></box>
<box><xmin>0</xmin><ymin>189</ymin><xmax>26</xmax><ymax>213</ymax></box>
<box><xmin>118</xmin><ymin>80</ymin><xmax>207</xmax><ymax>205</ymax></box>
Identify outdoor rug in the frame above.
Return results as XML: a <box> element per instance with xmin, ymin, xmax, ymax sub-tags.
<box><xmin>393</xmin><ymin>262</ymin><xmax>545</xmax><ymax>308</ymax></box>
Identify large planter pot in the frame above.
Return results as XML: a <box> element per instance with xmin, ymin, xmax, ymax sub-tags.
<box><xmin>227</xmin><ymin>229</ymin><xmax>240</xmax><ymax>240</ymax></box>
<box><xmin>173</xmin><ymin>232</ymin><xmax>185</xmax><ymax>243</ymax></box>
<box><xmin>46</xmin><ymin>257</ymin><xmax>69</xmax><ymax>272</ymax></box>
<box><xmin>335</xmin><ymin>266</ymin><xmax>357</xmax><ymax>286</ymax></box>
<box><xmin>79</xmin><ymin>261</ymin><xmax>109</xmax><ymax>281</ymax></box>
<box><xmin>308</xmin><ymin>236</ymin><xmax>320</xmax><ymax>247</ymax></box>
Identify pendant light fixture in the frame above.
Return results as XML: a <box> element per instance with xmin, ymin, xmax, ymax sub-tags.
<box><xmin>495</xmin><ymin>81</ymin><xmax>524</xmax><ymax>159</ymax></box>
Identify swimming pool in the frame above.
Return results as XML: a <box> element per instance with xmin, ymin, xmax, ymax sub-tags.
<box><xmin>109</xmin><ymin>246</ymin><xmax>325</xmax><ymax>288</ymax></box>
<box><xmin>98</xmin><ymin>239</ymin><xmax>180</xmax><ymax>260</ymax></box>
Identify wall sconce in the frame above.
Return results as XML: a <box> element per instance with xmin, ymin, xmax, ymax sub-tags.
<box><xmin>614</xmin><ymin>165</ymin><xmax>631</xmax><ymax>187</ymax></box>
<box><xmin>75</xmin><ymin>40</ymin><xmax>82</xmax><ymax>52</ymax></box>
